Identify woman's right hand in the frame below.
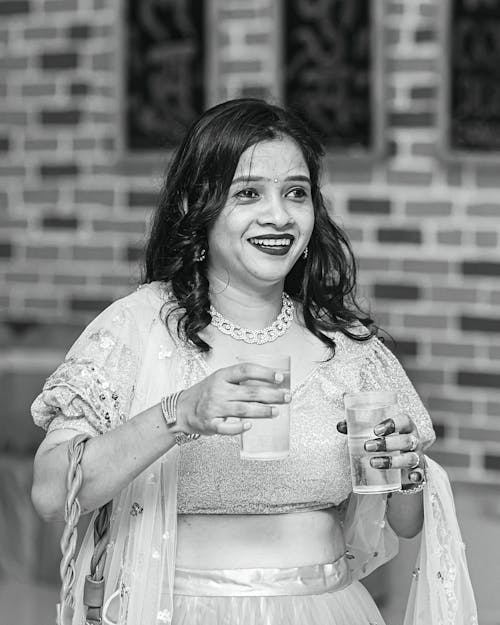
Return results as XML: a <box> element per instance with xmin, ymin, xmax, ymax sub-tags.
<box><xmin>174</xmin><ymin>362</ymin><xmax>290</xmax><ymax>436</ymax></box>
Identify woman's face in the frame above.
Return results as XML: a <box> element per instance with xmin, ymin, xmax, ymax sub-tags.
<box><xmin>207</xmin><ymin>137</ymin><xmax>314</xmax><ymax>292</ymax></box>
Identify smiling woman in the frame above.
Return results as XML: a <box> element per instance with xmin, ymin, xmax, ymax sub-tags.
<box><xmin>30</xmin><ymin>99</ymin><xmax>476</xmax><ymax>625</ymax></box>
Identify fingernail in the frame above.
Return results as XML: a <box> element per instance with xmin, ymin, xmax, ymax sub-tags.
<box><xmin>364</xmin><ymin>440</ymin><xmax>379</xmax><ymax>452</ymax></box>
<box><xmin>244</xmin><ymin>422</ymin><xmax>252</xmax><ymax>430</ymax></box>
<box><xmin>283</xmin><ymin>392</ymin><xmax>291</xmax><ymax>403</ymax></box>
<box><xmin>370</xmin><ymin>457</ymin><xmax>388</xmax><ymax>469</ymax></box>
<box><xmin>275</xmin><ymin>372</ymin><xmax>284</xmax><ymax>383</ymax></box>
<box><xmin>374</xmin><ymin>419</ymin><xmax>395</xmax><ymax>436</ymax></box>
<box><xmin>373</xmin><ymin>424</ymin><xmax>386</xmax><ymax>436</ymax></box>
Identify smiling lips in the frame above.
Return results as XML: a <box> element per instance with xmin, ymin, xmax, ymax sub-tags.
<box><xmin>248</xmin><ymin>235</ymin><xmax>294</xmax><ymax>256</ymax></box>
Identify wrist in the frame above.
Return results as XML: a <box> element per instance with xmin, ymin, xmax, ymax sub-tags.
<box><xmin>160</xmin><ymin>390</ymin><xmax>191</xmax><ymax>435</ymax></box>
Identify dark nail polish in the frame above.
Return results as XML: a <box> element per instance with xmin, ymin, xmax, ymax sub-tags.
<box><xmin>370</xmin><ymin>457</ymin><xmax>388</xmax><ymax>469</ymax></box>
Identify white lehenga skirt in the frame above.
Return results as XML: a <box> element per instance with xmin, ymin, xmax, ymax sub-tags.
<box><xmin>172</xmin><ymin>556</ymin><xmax>385</xmax><ymax>625</ymax></box>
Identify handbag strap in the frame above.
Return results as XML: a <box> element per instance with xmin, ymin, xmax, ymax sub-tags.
<box><xmin>58</xmin><ymin>433</ymin><xmax>113</xmax><ymax>625</ymax></box>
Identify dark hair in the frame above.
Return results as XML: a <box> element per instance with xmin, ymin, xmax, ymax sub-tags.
<box><xmin>144</xmin><ymin>98</ymin><xmax>375</xmax><ymax>354</ymax></box>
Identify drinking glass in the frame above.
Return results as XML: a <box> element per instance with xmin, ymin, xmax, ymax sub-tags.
<box><xmin>344</xmin><ymin>390</ymin><xmax>401</xmax><ymax>494</ymax></box>
<box><xmin>237</xmin><ymin>353</ymin><xmax>291</xmax><ymax>460</ymax></box>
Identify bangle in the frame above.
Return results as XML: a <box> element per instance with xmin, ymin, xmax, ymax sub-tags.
<box><xmin>398</xmin><ymin>482</ymin><xmax>426</xmax><ymax>495</ymax></box>
<box><xmin>160</xmin><ymin>391</ymin><xmax>183</xmax><ymax>426</ymax></box>
<box><xmin>174</xmin><ymin>432</ymin><xmax>200</xmax><ymax>446</ymax></box>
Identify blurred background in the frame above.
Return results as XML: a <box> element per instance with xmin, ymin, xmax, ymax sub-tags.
<box><xmin>1</xmin><ymin>0</ymin><xmax>500</xmax><ymax>623</ymax></box>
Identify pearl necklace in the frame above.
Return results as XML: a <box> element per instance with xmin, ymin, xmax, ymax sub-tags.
<box><xmin>209</xmin><ymin>292</ymin><xmax>294</xmax><ymax>344</ymax></box>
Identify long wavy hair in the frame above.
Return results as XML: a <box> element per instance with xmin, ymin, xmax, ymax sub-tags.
<box><xmin>144</xmin><ymin>98</ymin><xmax>375</xmax><ymax>354</ymax></box>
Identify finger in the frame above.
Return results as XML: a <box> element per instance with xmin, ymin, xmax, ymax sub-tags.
<box><xmin>233</xmin><ymin>384</ymin><xmax>290</xmax><ymax>405</ymax></box>
<box><xmin>336</xmin><ymin>420</ymin><xmax>348</xmax><ymax>435</ymax></box>
<box><xmin>364</xmin><ymin>433</ymin><xmax>420</xmax><ymax>454</ymax></box>
<box><xmin>373</xmin><ymin>412</ymin><xmax>413</xmax><ymax>436</ymax></box>
<box><xmin>225</xmin><ymin>401</ymin><xmax>278</xmax><ymax>419</ymax></box>
<box><xmin>225</xmin><ymin>363</ymin><xmax>285</xmax><ymax>385</ymax></box>
<box><xmin>370</xmin><ymin>452</ymin><xmax>421</xmax><ymax>470</ymax></box>
<box><xmin>212</xmin><ymin>417</ymin><xmax>248</xmax><ymax>436</ymax></box>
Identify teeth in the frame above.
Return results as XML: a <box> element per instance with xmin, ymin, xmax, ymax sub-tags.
<box><xmin>250</xmin><ymin>238</ymin><xmax>292</xmax><ymax>247</ymax></box>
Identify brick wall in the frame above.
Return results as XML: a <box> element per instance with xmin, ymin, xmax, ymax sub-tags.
<box><xmin>1</xmin><ymin>0</ymin><xmax>500</xmax><ymax>484</ymax></box>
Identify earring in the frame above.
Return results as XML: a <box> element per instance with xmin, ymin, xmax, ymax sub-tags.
<box><xmin>303</xmin><ymin>246</ymin><xmax>308</xmax><ymax>259</ymax></box>
<box><xmin>194</xmin><ymin>248</ymin><xmax>206</xmax><ymax>262</ymax></box>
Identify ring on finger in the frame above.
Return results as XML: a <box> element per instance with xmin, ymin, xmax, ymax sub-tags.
<box><xmin>409</xmin><ymin>467</ymin><xmax>425</xmax><ymax>483</ymax></box>
<box><xmin>409</xmin><ymin>452</ymin><xmax>420</xmax><ymax>469</ymax></box>
<box><xmin>407</xmin><ymin>434</ymin><xmax>419</xmax><ymax>452</ymax></box>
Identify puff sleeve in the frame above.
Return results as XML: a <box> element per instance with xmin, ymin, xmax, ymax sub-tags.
<box><xmin>31</xmin><ymin>299</ymin><xmax>142</xmax><ymax>437</ymax></box>
<box><xmin>359</xmin><ymin>336</ymin><xmax>436</xmax><ymax>448</ymax></box>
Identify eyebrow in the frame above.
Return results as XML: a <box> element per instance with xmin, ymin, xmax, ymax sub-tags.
<box><xmin>231</xmin><ymin>175</ymin><xmax>311</xmax><ymax>185</ymax></box>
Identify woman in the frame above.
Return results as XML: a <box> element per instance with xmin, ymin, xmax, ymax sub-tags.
<box><xmin>31</xmin><ymin>99</ymin><xmax>476</xmax><ymax>625</ymax></box>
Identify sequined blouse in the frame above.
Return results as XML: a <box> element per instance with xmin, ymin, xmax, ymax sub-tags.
<box><xmin>31</xmin><ymin>283</ymin><xmax>435</xmax><ymax>515</ymax></box>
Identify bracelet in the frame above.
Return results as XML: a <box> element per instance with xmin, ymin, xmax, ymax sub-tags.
<box><xmin>160</xmin><ymin>391</ymin><xmax>200</xmax><ymax>445</ymax></box>
<box><xmin>398</xmin><ymin>482</ymin><xmax>426</xmax><ymax>495</ymax></box>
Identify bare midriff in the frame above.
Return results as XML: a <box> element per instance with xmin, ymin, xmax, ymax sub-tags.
<box><xmin>176</xmin><ymin>507</ymin><xmax>345</xmax><ymax>569</ymax></box>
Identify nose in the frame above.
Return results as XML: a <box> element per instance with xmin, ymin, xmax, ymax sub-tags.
<box><xmin>257</xmin><ymin>190</ymin><xmax>294</xmax><ymax>228</ymax></box>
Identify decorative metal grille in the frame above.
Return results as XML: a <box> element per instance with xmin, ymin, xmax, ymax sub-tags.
<box><xmin>125</xmin><ymin>0</ymin><xmax>205</xmax><ymax>151</ymax></box>
<box><xmin>284</xmin><ymin>0</ymin><xmax>372</xmax><ymax>150</ymax></box>
<box><xmin>450</xmin><ymin>0</ymin><xmax>500</xmax><ymax>151</ymax></box>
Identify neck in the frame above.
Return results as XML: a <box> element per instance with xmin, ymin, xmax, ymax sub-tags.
<box><xmin>208</xmin><ymin>276</ymin><xmax>285</xmax><ymax>330</ymax></box>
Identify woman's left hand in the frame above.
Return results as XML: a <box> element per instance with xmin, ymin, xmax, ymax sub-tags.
<box><xmin>337</xmin><ymin>413</ymin><xmax>425</xmax><ymax>483</ymax></box>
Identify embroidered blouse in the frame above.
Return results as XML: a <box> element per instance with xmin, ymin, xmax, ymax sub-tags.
<box><xmin>31</xmin><ymin>283</ymin><xmax>435</xmax><ymax>515</ymax></box>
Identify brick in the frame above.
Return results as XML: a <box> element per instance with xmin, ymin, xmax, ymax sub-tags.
<box><xmin>101</xmin><ymin>274</ymin><xmax>138</xmax><ymax>288</ymax></box>
<box><xmin>411</xmin><ymin>142</ymin><xmax>436</xmax><ymax>157</ymax></box>
<box><xmin>433</xmin><ymin>423</ymin><xmax>446</xmax><ymax>438</ymax></box>
<box><xmin>70</xmin><ymin>297</ymin><xmax>113</xmax><ymax>313</ymax></box>
<box><xmin>22</xmin><ymin>83</ymin><xmax>57</xmax><ymax>97</ymax></box>
<box><xmin>245</xmin><ymin>33</ymin><xmax>269</xmax><ymax>45</ymax></box>
<box><xmin>126</xmin><ymin>246</ymin><xmax>143</xmax><ymax>262</ymax></box>
<box><xmin>428</xmin><ymin>396</ymin><xmax>473</xmax><ymax>415</ymax></box>
<box><xmin>24</xmin><ymin>137</ymin><xmax>58</xmax><ymax>151</ymax></box>
<box><xmin>459</xmin><ymin>426</ymin><xmax>500</xmax><ymax>443</ymax></box>
<box><xmin>6</xmin><ymin>272</ymin><xmax>39</xmax><ymax>283</ymax></box>
<box><xmin>70</xmin><ymin>82</ymin><xmax>89</xmax><ymax>96</ymax></box>
<box><xmin>387</xmin><ymin>339</ymin><xmax>419</xmax><ymax>357</ymax></box>
<box><xmin>446</xmin><ymin>163</ymin><xmax>462</xmax><ymax>186</ymax></box>
<box><xmin>387</xmin><ymin>58</ymin><xmax>436</xmax><ymax>72</ymax></box>
<box><xmin>431</xmin><ymin>287</ymin><xmax>477</xmax><ymax>303</ymax></box>
<box><xmin>437</xmin><ymin>229</ymin><xmax>462</xmax><ymax>245</ymax></box>
<box><xmin>24</xmin><ymin>189</ymin><xmax>59</xmax><ymax>203</ymax></box>
<box><xmin>373</xmin><ymin>283</ymin><xmax>420</xmax><ymax>300</ymax></box>
<box><xmin>428</xmin><ymin>449</ymin><xmax>470</xmax><ymax>468</ymax></box>
<box><xmin>0</xmin><ymin>1</ymin><xmax>30</xmax><ymax>14</ymax></box>
<box><xmin>0</xmin><ymin>165</ymin><xmax>25</xmax><ymax>177</ymax></box>
<box><xmin>461</xmin><ymin>261</ymin><xmax>500</xmax><ymax>277</ymax></box>
<box><xmin>0</xmin><ymin>243</ymin><xmax>13</xmax><ymax>258</ymax></box>
<box><xmin>0</xmin><ymin>137</ymin><xmax>10</xmax><ymax>152</ymax></box>
<box><xmin>385</xmin><ymin>28</ymin><xmax>400</xmax><ymax>45</ymax></box>
<box><xmin>402</xmin><ymin>259</ymin><xmax>449</xmax><ymax>273</ymax></box>
<box><xmin>44</xmin><ymin>0</ymin><xmax>78</xmax><ymax>10</ymax></box>
<box><xmin>467</xmin><ymin>203</ymin><xmax>500</xmax><ymax>217</ymax></box>
<box><xmin>75</xmin><ymin>189</ymin><xmax>114</xmax><ymax>206</ymax></box>
<box><xmin>476</xmin><ymin>165</ymin><xmax>500</xmax><ymax>187</ymax></box>
<box><xmin>0</xmin><ymin>56</ymin><xmax>28</xmax><ymax>70</ymax></box>
<box><xmin>357</xmin><ymin>256</ymin><xmax>391</xmax><ymax>271</ymax></box>
<box><xmin>73</xmin><ymin>138</ymin><xmax>97</xmax><ymax>150</ymax></box>
<box><xmin>386</xmin><ymin>170</ymin><xmax>433</xmax><ymax>186</ymax></box>
<box><xmin>348</xmin><ymin>198</ymin><xmax>391</xmax><ymax>215</ymax></box>
<box><xmin>387</xmin><ymin>139</ymin><xmax>398</xmax><ymax>156</ymax></box>
<box><xmin>420</xmin><ymin>3</ymin><xmax>437</xmax><ymax>17</ymax></box>
<box><xmin>92</xmin><ymin>52</ymin><xmax>113</xmax><ymax>71</ymax></box>
<box><xmin>127</xmin><ymin>191</ymin><xmax>158</xmax><ymax>207</ymax></box>
<box><xmin>488</xmin><ymin>346</ymin><xmax>500</xmax><ymax>360</ymax></box>
<box><xmin>485</xmin><ymin>454</ymin><xmax>500</xmax><ymax>471</ymax></box>
<box><xmin>24</xmin><ymin>26</ymin><xmax>58</xmax><ymax>39</ymax></box>
<box><xmin>26</xmin><ymin>245</ymin><xmax>59</xmax><ymax>259</ymax></box>
<box><xmin>406</xmin><ymin>201</ymin><xmax>452</xmax><ymax>217</ymax></box>
<box><xmin>378</xmin><ymin>228</ymin><xmax>422</xmax><ymax>244</ymax></box>
<box><xmin>40</xmin><ymin>109</ymin><xmax>81</xmax><ymax>125</ymax></box>
<box><xmin>403</xmin><ymin>314</ymin><xmax>448</xmax><ymax>329</ymax></box>
<box><xmin>24</xmin><ymin>297</ymin><xmax>59</xmax><ymax>311</ymax></box>
<box><xmin>1</xmin><ymin>111</ymin><xmax>28</xmax><ymax>124</ymax></box>
<box><xmin>72</xmin><ymin>246</ymin><xmax>114</xmax><ymax>261</ymax></box>
<box><xmin>240</xmin><ymin>86</ymin><xmax>271</xmax><ymax>99</ymax></box>
<box><xmin>0</xmin><ymin>191</ymin><xmax>7</xmax><ymax>209</ymax></box>
<box><xmin>53</xmin><ymin>273</ymin><xmax>87</xmax><ymax>286</ymax></box>
<box><xmin>410</xmin><ymin>86</ymin><xmax>437</xmax><ymax>99</ymax></box>
<box><xmin>40</xmin><ymin>52</ymin><xmax>78</xmax><ymax>70</ymax></box>
<box><xmin>405</xmin><ymin>367</ymin><xmax>445</xmax><ymax>385</ymax></box>
<box><xmin>457</xmin><ymin>370</ymin><xmax>500</xmax><ymax>388</ymax></box>
<box><xmin>345</xmin><ymin>227</ymin><xmax>363</xmax><ymax>242</ymax></box>
<box><xmin>328</xmin><ymin>161</ymin><xmax>373</xmax><ymax>184</ymax></box>
<box><xmin>475</xmin><ymin>231</ymin><xmax>498</xmax><ymax>247</ymax></box>
<box><xmin>42</xmin><ymin>216</ymin><xmax>78</xmax><ymax>230</ymax></box>
<box><xmin>461</xmin><ymin>315</ymin><xmax>500</xmax><ymax>334</ymax></box>
<box><xmin>486</xmin><ymin>402</ymin><xmax>500</xmax><ymax>417</ymax></box>
<box><xmin>68</xmin><ymin>24</ymin><xmax>91</xmax><ymax>39</ymax></box>
<box><xmin>388</xmin><ymin>112</ymin><xmax>435</xmax><ymax>128</ymax></box>
<box><xmin>220</xmin><ymin>60</ymin><xmax>262</xmax><ymax>74</ymax></box>
<box><xmin>220</xmin><ymin>7</ymin><xmax>260</xmax><ymax>19</ymax></box>
<box><xmin>415</xmin><ymin>28</ymin><xmax>436</xmax><ymax>43</ymax></box>
<box><xmin>93</xmin><ymin>219</ymin><xmax>145</xmax><ymax>235</ymax></box>
<box><xmin>40</xmin><ymin>163</ymin><xmax>79</xmax><ymax>178</ymax></box>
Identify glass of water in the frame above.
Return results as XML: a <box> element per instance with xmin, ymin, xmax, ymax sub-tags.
<box><xmin>344</xmin><ymin>390</ymin><xmax>401</xmax><ymax>494</ymax></box>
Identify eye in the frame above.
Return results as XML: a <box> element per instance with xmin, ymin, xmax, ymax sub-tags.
<box><xmin>286</xmin><ymin>187</ymin><xmax>309</xmax><ymax>200</ymax></box>
<box><xmin>234</xmin><ymin>188</ymin><xmax>260</xmax><ymax>201</ymax></box>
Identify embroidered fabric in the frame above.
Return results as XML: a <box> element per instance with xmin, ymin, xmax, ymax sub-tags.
<box><xmin>31</xmin><ymin>283</ymin><xmax>477</xmax><ymax>624</ymax></box>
